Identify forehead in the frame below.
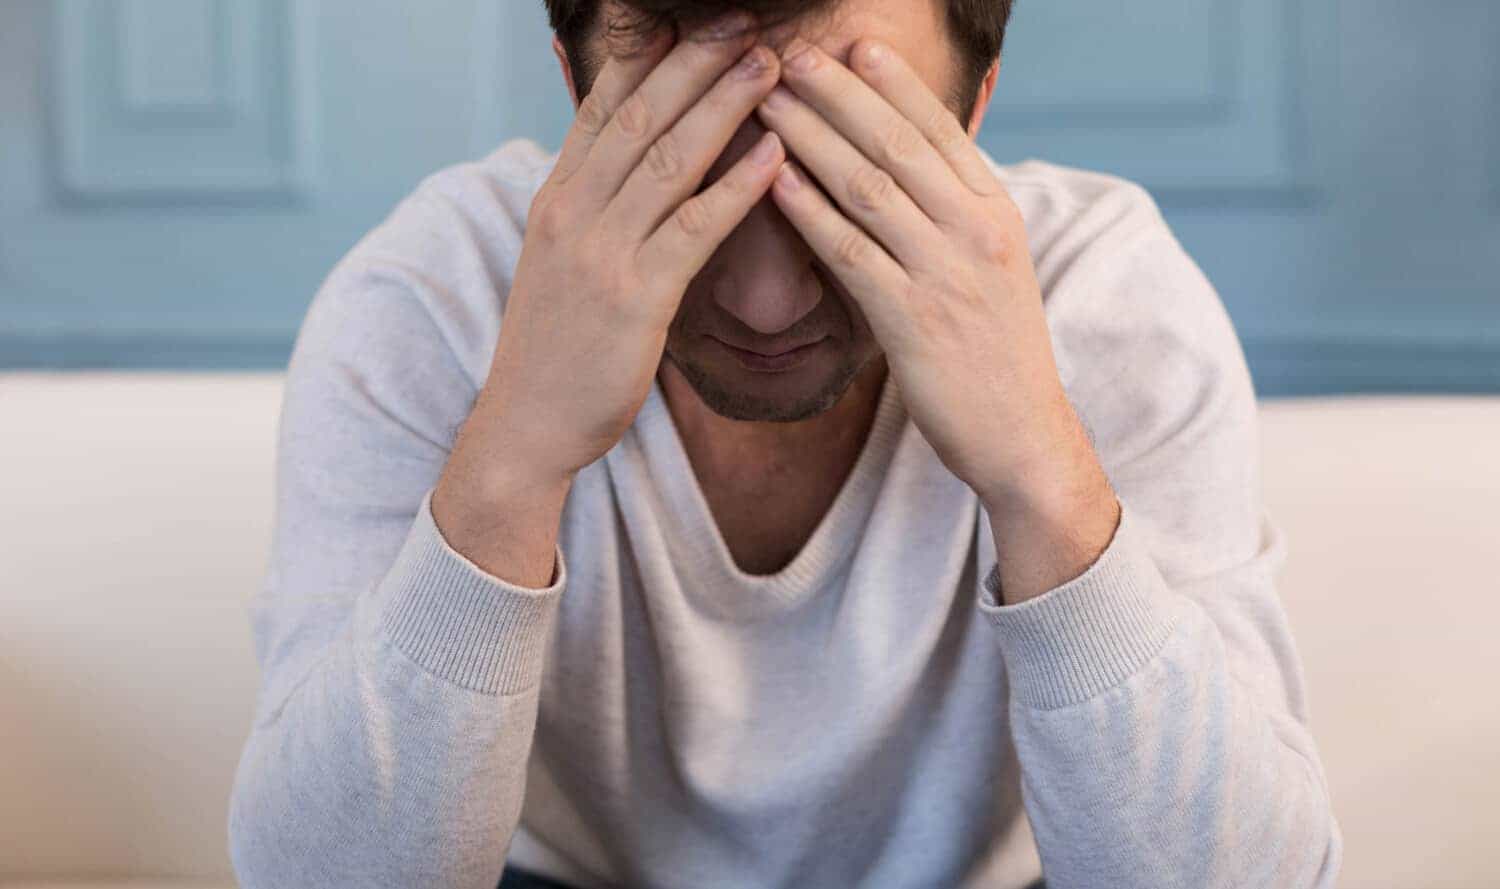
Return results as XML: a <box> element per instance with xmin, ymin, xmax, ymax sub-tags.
<box><xmin>591</xmin><ymin>0</ymin><xmax>956</xmax><ymax>93</ymax></box>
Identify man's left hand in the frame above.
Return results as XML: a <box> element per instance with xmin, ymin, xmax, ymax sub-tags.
<box><xmin>755</xmin><ymin>37</ymin><xmax>1121</xmax><ymax>603</ymax></box>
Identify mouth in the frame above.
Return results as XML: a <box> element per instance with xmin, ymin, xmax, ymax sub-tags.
<box><xmin>709</xmin><ymin>335</ymin><xmax>829</xmax><ymax>373</ymax></box>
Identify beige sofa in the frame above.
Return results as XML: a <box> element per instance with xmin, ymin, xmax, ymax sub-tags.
<box><xmin>2</xmin><ymin>372</ymin><xmax>1497</xmax><ymax>888</ymax></box>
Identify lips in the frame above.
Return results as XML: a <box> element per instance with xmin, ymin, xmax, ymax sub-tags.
<box><xmin>711</xmin><ymin>335</ymin><xmax>828</xmax><ymax>372</ymax></box>
<box><xmin>727</xmin><ymin>340</ymin><xmax>820</xmax><ymax>357</ymax></box>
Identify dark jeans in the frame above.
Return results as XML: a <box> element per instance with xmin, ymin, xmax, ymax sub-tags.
<box><xmin>499</xmin><ymin>864</ymin><xmax>1046</xmax><ymax>888</ymax></box>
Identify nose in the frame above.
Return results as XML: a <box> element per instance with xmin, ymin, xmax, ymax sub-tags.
<box><xmin>706</xmin><ymin>121</ymin><xmax>823</xmax><ymax>335</ymax></box>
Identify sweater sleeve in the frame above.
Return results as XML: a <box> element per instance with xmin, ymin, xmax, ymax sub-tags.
<box><xmin>974</xmin><ymin>194</ymin><xmax>1343</xmax><ymax>888</ymax></box>
<box><xmin>226</xmin><ymin>258</ymin><xmax>567</xmax><ymax>888</ymax></box>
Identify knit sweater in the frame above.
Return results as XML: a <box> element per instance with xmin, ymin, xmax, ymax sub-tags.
<box><xmin>227</xmin><ymin>138</ymin><xmax>1343</xmax><ymax>888</ymax></box>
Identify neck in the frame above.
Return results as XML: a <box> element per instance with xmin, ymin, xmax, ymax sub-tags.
<box><xmin>657</xmin><ymin>355</ymin><xmax>889</xmax><ymax>488</ymax></box>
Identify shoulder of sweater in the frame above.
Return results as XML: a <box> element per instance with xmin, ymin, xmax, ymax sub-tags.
<box><xmin>982</xmin><ymin>155</ymin><xmax>1257</xmax><ymax>457</ymax></box>
<box><xmin>981</xmin><ymin>153</ymin><xmax>1169</xmax><ymax>267</ymax></box>
<box><xmin>990</xmin><ymin>155</ymin><xmax>1158</xmax><ymax>211</ymax></box>
<box><xmin>308</xmin><ymin>139</ymin><xmax>560</xmax><ymax>393</ymax></box>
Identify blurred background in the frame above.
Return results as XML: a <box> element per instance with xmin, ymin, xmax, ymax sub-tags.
<box><xmin>1</xmin><ymin>2</ymin><xmax>1497</xmax><ymax>888</ymax></box>
<box><xmin>3</xmin><ymin>0</ymin><xmax>1498</xmax><ymax>389</ymax></box>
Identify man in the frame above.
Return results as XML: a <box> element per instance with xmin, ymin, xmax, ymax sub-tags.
<box><xmin>227</xmin><ymin>0</ymin><xmax>1343</xmax><ymax>886</ymax></box>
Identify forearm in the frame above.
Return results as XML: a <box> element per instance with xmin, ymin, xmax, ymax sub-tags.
<box><xmin>980</xmin><ymin>406</ymin><xmax>1120</xmax><ymax>605</ymax></box>
<box><xmin>979</xmin><ymin>504</ymin><xmax>1341</xmax><ymax>888</ymax></box>
<box><xmin>433</xmin><ymin>390</ymin><xmax>575</xmax><ymax>590</ymax></box>
<box><xmin>1006</xmin><ymin>603</ymin><xmax>1341</xmax><ymax>887</ymax></box>
<box><xmin>229</xmin><ymin>491</ymin><xmax>568</xmax><ymax>888</ymax></box>
<box><xmin>229</xmin><ymin>623</ymin><xmax>543</xmax><ymax>887</ymax></box>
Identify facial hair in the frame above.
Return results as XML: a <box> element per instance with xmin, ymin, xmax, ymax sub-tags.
<box><xmin>661</xmin><ymin>340</ymin><xmax>871</xmax><ymax>423</ymax></box>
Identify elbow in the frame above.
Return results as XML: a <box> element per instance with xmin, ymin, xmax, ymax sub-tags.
<box><xmin>226</xmin><ymin>753</ymin><xmax>275</xmax><ymax>888</ymax></box>
<box><xmin>226</xmin><ymin>788</ymin><xmax>267</xmax><ymax>889</ymax></box>
<box><xmin>1300</xmin><ymin>802</ymin><xmax>1344</xmax><ymax>889</ymax></box>
<box><xmin>1273</xmin><ymin>749</ymin><xmax>1344</xmax><ymax>889</ymax></box>
<box><xmin>225</xmin><ymin>738</ymin><xmax>316</xmax><ymax>889</ymax></box>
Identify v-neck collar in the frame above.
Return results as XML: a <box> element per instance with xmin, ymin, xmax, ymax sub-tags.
<box><xmin>609</xmin><ymin>368</ymin><xmax>909</xmax><ymax>621</ymax></box>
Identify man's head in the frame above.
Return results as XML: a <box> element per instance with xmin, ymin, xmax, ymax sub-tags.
<box><xmin>544</xmin><ymin>0</ymin><xmax>1013</xmax><ymax>422</ymax></box>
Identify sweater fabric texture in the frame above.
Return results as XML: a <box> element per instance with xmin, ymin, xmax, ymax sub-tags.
<box><xmin>227</xmin><ymin>139</ymin><xmax>1343</xmax><ymax>889</ymax></box>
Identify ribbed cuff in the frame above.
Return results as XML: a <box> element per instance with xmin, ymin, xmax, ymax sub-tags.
<box><xmin>977</xmin><ymin>500</ymin><xmax>1181</xmax><ymax>710</ymax></box>
<box><xmin>374</xmin><ymin>488</ymin><xmax>568</xmax><ymax>696</ymax></box>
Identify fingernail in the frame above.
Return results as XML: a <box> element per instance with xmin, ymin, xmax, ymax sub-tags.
<box><xmin>859</xmin><ymin>40</ymin><xmax>885</xmax><ymax>69</ymax></box>
<box><xmin>735</xmin><ymin>46</ymin><xmax>770</xmax><ymax>79</ymax></box>
<box><xmin>777</xmin><ymin>161</ymin><xmax>802</xmax><ymax>191</ymax></box>
<box><xmin>782</xmin><ymin>38</ymin><xmax>818</xmax><ymax>73</ymax></box>
<box><xmin>761</xmin><ymin>84</ymin><xmax>792</xmax><ymax>111</ymax></box>
<box><xmin>751</xmin><ymin>132</ymin><xmax>780</xmax><ymax>166</ymax></box>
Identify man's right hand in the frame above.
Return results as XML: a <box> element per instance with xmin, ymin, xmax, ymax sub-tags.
<box><xmin>433</xmin><ymin>14</ymin><xmax>783</xmax><ymax>584</ymax></box>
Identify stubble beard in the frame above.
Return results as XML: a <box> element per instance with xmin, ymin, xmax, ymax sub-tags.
<box><xmin>661</xmin><ymin>341</ymin><xmax>870</xmax><ymax>423</ymax></box>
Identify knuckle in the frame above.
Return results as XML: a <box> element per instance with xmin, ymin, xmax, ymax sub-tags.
<box><xmin>698</xmin><ymin>82</ymin><xmax>736</xmax><ymax>121</ymax></box>
<box><xmin>643</xmin><ymin>131</ymin><xmax>684</xmax><ymax>182</ymax></box>
<box><xmin>961</xmin><ymin>168</ymin><xmax>998</xmax><ymax>198</ymax></box>
<box><xmin>718</xmin><ymin>164</ymin><xmax>753</xmax><ymax>199</ymax></box>
<box><xmin>529</xmin><ymin>189</ymin><xmax>569</xmax><ymax>239</ymax></box>
<box><xmin>833</xmin><ymin>228</ymin><xmax>871</xmax><ymax>268</ymax></box>
<box><xmin>924</xmin><ymin>105</ymin><xmax>964</xmax><ymax>150</ymax></box>
<box><xmin>973</xmin><ymin>221</ymin><xmax>1014</xmax><ymax>263</ymax></box>
<box><xmin>783</xmin><ymin>42</ymin><xmax>822</xmax><ymax>73</ymax></box>
<box><xmin>846</xmin><ymin>163</ymin><xmax>895</xmax><ymax>211</ymax></box>
<box><xmin>999</xmin><ymin>196</ymin><xmax>1026</xmax><ymax>230</ymax></box>
<box><xmin>898</xmin><ymin>277</ymin><xmax>924</xmax><ymax>310</ymax></box>
<box><xmin>614</xmin><ymin>92</ymin><xmax>653</xmax><ymax>139</ymax></box>
<box><xmin>878</xmin><ymin>121</ymin><xmax>922</xmax><ymax>168</ymax></box>
<box><xmin>607</xmin><ymin>270</ymin><xmax>659</xmax><ymax>323</ymax></box>
<box><xmin>575</xmin><ymin>91</ymin><xmax>611</xmax><ymax>134</ymax></box>
<box><xmin>674</xmin><ymin>193</ymin><xmax>715</xmax><ymax>238</ymax></box>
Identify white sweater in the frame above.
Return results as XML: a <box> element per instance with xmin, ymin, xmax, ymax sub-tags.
<box><xmin>227</xmin><ymin>139</ymin><xmax>1342</xmax><ymax>888</ymax></box>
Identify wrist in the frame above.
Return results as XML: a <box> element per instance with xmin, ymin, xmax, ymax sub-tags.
<box><xmin>431</xmin><ymin>458</ymin><xmax>572</xmax><ymax>590</ymax></box>
<box><xmin>982</xmin><ymin>473</ymin><xmax>1119</xmax><ymax>605</ymax></box>
<box><xmin>460</xmin><ymin>383</ymin><xmax>585</xmax><ymax>487</ymax></box>
<box><xmin>979</xmin><ymin>444</ymin><xmax>1113</xmax><ymax>518</ymax></box>
<box><xmin>435</xmin><ymin>447</ymin><xmax>575</xmax><ymax>527</ymax></box>
<box><xmin>977</xmin><ymin>411</ymin><xmax>1119</xmax><ymax>605</ymax></box>
<box><xmin>431</xmin><ymin>394</ymin><xmax>578</xmax><ymax>589</ymax></box>
<box><xmin>974</xmin><ymin>395</ymin><xmax>1105</xmax><ymax>510</ymax></box>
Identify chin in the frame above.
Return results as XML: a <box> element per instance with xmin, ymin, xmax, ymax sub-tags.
<box><xmin>665</xmin><ymin>339</ymin><xmax>869</xmax><ymax>423</ymax></box>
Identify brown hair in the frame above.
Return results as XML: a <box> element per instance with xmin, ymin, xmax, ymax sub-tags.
<box><xmin>543</xmin><ymin>0</ymin><xmax>1014</xmax><ymax>122</ymax></box>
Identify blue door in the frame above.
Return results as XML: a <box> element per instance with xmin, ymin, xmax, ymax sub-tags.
<box><xmin>2</xmin><ymin>0</ymin><xmax>1497</xmax><ymax>393</ymax></box>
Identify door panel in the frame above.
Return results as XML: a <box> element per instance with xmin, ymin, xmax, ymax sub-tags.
<box><xmin>2</xmin><ymin>0</ymin><xmax>1496</xmax><ymax>393</ymax></box>
<box><xmin>54</xmin><ymin>0</ymin><xmax>313</xmax><ymax>199</ymax></box>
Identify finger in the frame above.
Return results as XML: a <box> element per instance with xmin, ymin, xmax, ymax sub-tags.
<box><xmin>767</xmin><ymin>159</ymin><xmax>910</xmax><ymax>336</ymax></box>
<box><xmin>549</xmin><ymin>26</ymin><xmax>674</xmax><ymax>186</ymax></box>
<box><xmin>775</xmin><ymin>38</ymin><xmax>967</xmax><ymax>224</ymax></box>
<box><xmin>847</xmin><ymin>38</ymin><xmax>1000</xmax><ymax>198</ymax></box>
<box><xmin>755</xmin><ymin>84</ymin><xmax>943</xmax><ymax>271</ymax></box>
<box><xmin>605</xmin><ymin>43</ymin><xmax>780</xmax><ymax>243</ymax></box>
<box><xmin>637</xmin><ymin>130</ymin><xmax>784</xmax><ymax>294</ymax></box>
<box><xmin>576</xmin><ymin>14</ymin><xmax>759</xmax><ymax>208</ymax></box>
